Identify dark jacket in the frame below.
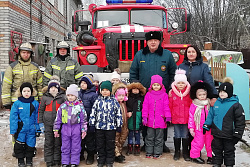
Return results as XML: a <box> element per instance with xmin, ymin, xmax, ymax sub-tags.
<box><xmin>38</xmin><ymin>88</ymin><xmax>66</xmax><ymax>126</ymax></box>
<box><xmin>129</xmin><ymin>46</ymin><xmax>177</xmax><ymax>91</ymax></box>
<box><xmin>178</xmin><ymin>58</ymin><xmax>217</xmax><ymax>96</ymax></box>
<box><xmin>78</xmin><ymin>86</ymin><xmax>98</xmax><ymax>119</ymax></box>
<box><xmin>203</xmin><ymin>95</ymin><xmax>245</xmax><ymax>139</ymax></box>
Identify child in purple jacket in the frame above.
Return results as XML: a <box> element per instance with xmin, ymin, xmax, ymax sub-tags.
<box><xmin>142</xmin><ymin>75</ymin><xmax>171</xmax><ymax>159</ymax></box>
<box><xmin>54</xmin><ymin>84</ymin><xmax>87</xmax><ymax>167</ymax></box>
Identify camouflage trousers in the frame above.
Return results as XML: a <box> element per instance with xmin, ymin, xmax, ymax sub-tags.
<box><xmin>115</xmin><ymin>125</ymin><xmax>129</xmax><ymax>156</ymax></box>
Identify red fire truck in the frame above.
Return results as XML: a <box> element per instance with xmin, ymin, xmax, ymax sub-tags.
<box><xmin>72</xmin><ymin>0</ymin><xmax>191</xmax><ymax>72</ymax></box>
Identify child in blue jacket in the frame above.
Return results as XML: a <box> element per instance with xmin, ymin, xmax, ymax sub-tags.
<box><xmin>10</xmin><ymin>82</ymin><xmax>41</xmax><ymax>167</ymax></box>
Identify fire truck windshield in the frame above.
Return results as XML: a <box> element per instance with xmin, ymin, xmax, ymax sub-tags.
<box><xmin>94</xmin><ymin>10</ymin><xmax>129</xmax><ymax>28</ymax></box>
<box><xmin>131</xmin><ymin>9</ymin><xmax>166</xmax><ymax>28</ymax></box>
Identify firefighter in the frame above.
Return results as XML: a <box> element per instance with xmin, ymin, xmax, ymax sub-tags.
<box><xmin>43</xmin><ymin>41</ymin><xmax>83</xmax><ymax>89</ymax></box>
<box><xmin>129</xmin><ymin>31</ymin><xmax>177</xmax><ymax>153</ymax></box>
<box><xmin>1</xmin><ymin>42</ymin><xmax>43</xmax><ymax>110</ymax></box>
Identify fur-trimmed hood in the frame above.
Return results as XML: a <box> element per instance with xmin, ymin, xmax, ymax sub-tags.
<box><xmin>112</xmin><ymin>82</ymin><xmax>127</xmax><ymax>95</ymax></box>
<box><xmin>127</xmin><ymin>82</ymin><xmax>146</xmax><ymax>96</ymax></box>
<box><xmin>15</xmin><ymin>87</ymin><xmax>37</xmax><ymax>97</ymax></box>
<box><xmin>42</xmin><ymin>86</ymin><xmax>66</xmax><ymax>94</ymax></box>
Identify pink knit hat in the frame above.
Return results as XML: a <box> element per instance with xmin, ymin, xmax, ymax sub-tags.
<box><xmin>115</xmin><ymin>88</ymin><xmax>128</xmax><ymax>101</ymax></box>
<box><xmin>174</xmin><ymin>69</ymin><xmax>188</xmax><ymax>85</ymax></box>
<box><xmin>151</xmin><ymin>75</ymin><xmax>163</xmax><ymax>86</ymax></box>
<box><xmin>66</xmin><ymin>84</ymin><xmax>78</xmax><ymax>97</ymax></box>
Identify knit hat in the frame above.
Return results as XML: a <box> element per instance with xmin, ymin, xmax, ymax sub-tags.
<box><xmin>190</xmin><ymin>80</ymin><xmax>213</xmax><ymax>100</ymax></box>
<box><xmin>111</xmin><ymin>69</ymin><xmax>121</xmax><ymax>81</ymax></box>
<box><xmin>66</xmin><ymin>84</ymin><xmax>79</xmax><ymax>97</ymax></box>
<box><xmin>218</xmin><ymin>77</ymin><xmax>233</xmax><ymax>98</ymax></box>
<box><xmin>115</xmin><ymin>88</ymin><xmax>128</xmax><ymax>101</ymax></box>
<box><xmin>48</xmin><ymin>75</ymin><xmax>60</xmax><ymax>91</ymax></box>
<box><xmin>80</xmin><ymin>74</ymin><xmax>94</xmax><ymax>89</ymax></box>
<box><xmin>145</xmin><ymin>31</ymin><xmax>162</xmax><ymax>41</ymax></box>
<box><xmin>100</xmin><ymin>80</ymin><xmax>112</xmax><ymax>92</ymax></box>
<box><xmin>20</xmin><ymin>82</ymin><xmax>33</xmax><ymax>94</ymax></box>
<box><xmin>174</xmin><ymin>69</ymin><xmax>188</xmax><ymax>85</ymax></box>
<box><xmin>150</xmin><ymin>75</ymin><xmax>163</xmax><ymax>87</ymax></box>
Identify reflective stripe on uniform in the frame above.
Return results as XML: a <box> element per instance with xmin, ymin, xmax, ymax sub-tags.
<box><xmin>66</xmin><ymin>65</ymin><xmax>75</xmax><ymax>71</ymax></box>
<box><xmin>12</xmin><ymin>97</ymin><xmax>18</xmax><ymax>102</ymax></box>
<box><xmin>29</xmin><ymin>70</ymin><xmax>38</xmax><ymax>75</ymax></box>
<box><xmin>38</xmin><ymin>92</ymin><xmax>43</xmax><ymax>96</ymax></box>
<box><xmin>13</xmin><ymin>70</ymin><xmax>23</xmax><ymax>74</ymax></box>
<box><xmin>3</xmin><ymin>77</ymin><xmax>12</xmax><ymax>84</ymax></box>
<box><xmin>1</xmin><ymin>94</ymin><xmax>11</xmax><ymax>99</ymax></box>
<box><xmin>52</xmin><ymin>65</ymin><xmax>61</xmax><ymax>70</ymax></box>
<box><xmin>35</xmin><ymin>96</ymin><xmax>38</xmax><ymax>100</ymax></box>
<box><xmin>75</xmin><ymin>72</ymin><xmax>83</xmax><ymax>79</ymax></box>
<box><xmin>37</xmin><ymin>77</ymin><xmax>43</xmax><ymax>83</ymax></box>
<box><xmin>44</xmin><ymin>72</ymin><xmax>52</xmax><ymax>79</ymax></box>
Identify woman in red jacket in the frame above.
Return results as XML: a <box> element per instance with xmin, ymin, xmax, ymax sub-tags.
<box><xmin>169</xmin><ymin>69</ymin><xmax>192</xmax><ymax>161</ymax></box>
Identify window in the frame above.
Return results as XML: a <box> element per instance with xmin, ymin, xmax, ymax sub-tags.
<box><xmin>48</xmin><ymin>0</ymin><xmax>54</xmax><ymax>5</ymax></box>
<box><xmin>58</xmin><ymin>1</ymin><xmax>64</xmax><ymax>15</ymax></box>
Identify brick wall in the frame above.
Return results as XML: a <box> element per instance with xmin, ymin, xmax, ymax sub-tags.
<box><xmin>0</xmin><ymin>0</ymin><xmax>82</xmax><ymax>72</ymax></box>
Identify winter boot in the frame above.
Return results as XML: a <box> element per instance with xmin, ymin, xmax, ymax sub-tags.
<box><xmin>207</xmin><ymin>157</ymin><xmax>213</xmax><ymax>164</ymax></box>
<box><xmin>134</xmin><ymin>144</ymin><xmax>140</xmax><ymax>156</ymax></box>
<box><xmin>126</xmin><ymin>144</ymin><xmax>133</xmax><ymax>155</ymax></box>
<box><xmin>182</xmin><ymin>138</ymin><xmax>191</xmax><ymax>161</ymax></box>
<box><xmin>26</xmin><ymin>157</ymin><xmax>33</xmax><ymax>167</ymax></box>
<box><xmin>18</xmin><ymin>158</ymin><xmax>25</xmax><ymax>167</ymax></box>
<box><xmin>86</xmin><ymin>151</ymin><xmax>95</xmax><ymax>165</ymax></box>
<box><xmin>163</xmin><ymin>142</ymin><xmax>170</xmax><ymax>153</ymax></box>
<box><xmin>191</xmin><ymin>157</ymin><xmax>205</xmax><ymax>164</ymax></box>
<box><xmin>173</xmin><ymin>138</ymin><xmax>181</xmax><ymax>160</ymax></box>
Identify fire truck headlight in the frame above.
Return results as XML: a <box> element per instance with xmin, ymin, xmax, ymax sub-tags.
<box><xmin>172</xmin><ymin>52</ymin><xmax>179</xmax><ymax>62</ymax></box>
<box><xmin>180</xmin><ymin>49</ymin><xmax>185</xmax><ymax>55</ymax></box>
<box><xmin>171</xmin><ymin>22</ymin><xmax>179</xmax><ymax>29</ymax></box>
<box><xmin>86</xmin><ymin>53</ymin><xmax>97</xmax><ymax>64</ymax></box>
<box><xmin>81</xmin><ymin>51</ymin><xmax>87</xmax><ymax>56</ymax></box>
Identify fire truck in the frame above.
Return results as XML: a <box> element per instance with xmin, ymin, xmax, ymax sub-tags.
<box><xmin>72</xmin><ymin>0</ymin><xmax>191</xmax><ymax>72</ymax></box>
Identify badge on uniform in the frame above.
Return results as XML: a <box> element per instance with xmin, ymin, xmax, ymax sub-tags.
<box><xmin>161</xmin><ymin>65</ymin><xmax>166</xmax><ymax>71</ymax></box>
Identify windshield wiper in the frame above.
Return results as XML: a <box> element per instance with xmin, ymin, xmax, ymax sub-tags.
<box><xmin>112</xmin><ymin>23</ymin><xmax>127</xmax><ymax>26</ymax></box>
<box><xmin>132</xmin><ymin>22</ymin><xmax>146</xmax><ymax>26</ymax></box>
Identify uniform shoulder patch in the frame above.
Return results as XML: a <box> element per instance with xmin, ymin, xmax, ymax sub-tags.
<box><xmin>31</xmin><ymin>61</ymin><xmax>39</xmax><ymax>68</ymax></box>
<box><xmin>9</xmin><ymin>61</ymin><xmax>18</xmax><ymax>68</ymax></box>
<box><xmin>50</xmin><ymin>57</ymin><xmax>57</xmax><ymax>63</ymax></box>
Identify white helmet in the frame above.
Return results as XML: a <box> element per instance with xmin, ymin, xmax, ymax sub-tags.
<box><xmin>19</xmin><ymin>42</ymin><xmax>33</xmax><ymax>53</ymax></box>
<box><xmin>56</xmin><ymin>41</ymin><xmax>70</xmax><ymax>49</ymax></box>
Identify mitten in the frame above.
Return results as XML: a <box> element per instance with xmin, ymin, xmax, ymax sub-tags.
<box><xmin>116</xmin><ymin>127</ymin><xmax>122</xmax><ymax>133</ymax></box>
<box><xmin>203</xmin><ymin>128</ymin><xmax>207</xmax><ymax>135</ymax></box>
<box><xmin>142</xmin><ymin>117</ymin><xmax>147</xmax><ymax>126</ymax></box>
<box><xmin>36</xmin><ymin>130</ymin><xmax>41</xmax><ymax>137</ymax></box>
<box><xmin>89</xmin><ymin>126</ymin><xmax>95</xmax><ymax>133</ymax></box>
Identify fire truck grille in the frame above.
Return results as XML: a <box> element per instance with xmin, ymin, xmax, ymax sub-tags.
<box><xmin>118</xmin><ymin>40</ymin><xmax>146</xmax><ymax>61</ymax></box>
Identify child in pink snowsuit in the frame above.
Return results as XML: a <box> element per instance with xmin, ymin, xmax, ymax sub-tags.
<box><xmin>188</xmin><ymin>81</ymin><xmax>213</xmax><ymax>164</ymax></box>
<box><xmin>142</xmin><ymin>75</ymin><xmax>171</xmax><ymax>159</ymax></box>
<box><xmin>54</xmin><ymin>84</ymin><xmax>87</xmax><ymax>166</ymax></box>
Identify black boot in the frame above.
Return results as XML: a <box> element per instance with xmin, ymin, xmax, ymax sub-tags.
<box><xmin>163</xmin><ymin>142</ymin><xmax>170</xmax><ymax>153</ymax></box>
<box><xmin>191</xmin><ymin>157</ymin><xmax>205</xmax><ymax>164</ymax></box>
<box><xmin>207</xmin><ymin>157</ymin><xmax>213</xmax><ymax>164</ymax></box>
<box><xmin>86</xmin><ymin>151</ymin><xmax>94</xmax><ymax>165</ymax></box>
<box><xmin>182</xmin><ymin>138</ymin><xmax>191</xmax><ymax>161</ymax></box>
<box><xmin>212</xmin><ymin>165</ymin><xmax>221</xmax><ymax>167</ymax></box>
<box><xmin>26</xmin><ymin>157</ymin><xmax>33</xmax><ymax>167</ymax></box>
<box><xmin>134</xmin><ymin>144</ymin><xmax>140</xmax><ymax>156</ymax></box>
<box><xmin>126</xmin><ymin>144</ymin><xmax>133</xmax><ymax>155</ymax></box>
<box><xmin>173</xmin><ymin>138</ymin><xmax>181</xmax><ymax>160</ymax></box>
<box><xmin>18</xmin><ymin>158</ymin><xmax>25</xmax><ymax>167</ymax></box>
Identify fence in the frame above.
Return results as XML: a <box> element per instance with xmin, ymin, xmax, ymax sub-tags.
<box><xmin>211</xmin><ymin>58</ymin><xmax>227</xmax><ymax>82</ymax></box>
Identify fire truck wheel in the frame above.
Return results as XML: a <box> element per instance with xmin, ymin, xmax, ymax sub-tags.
<box><xmin>76</xmin><ymin>30</ymin><xmax>94</xmax><ymax>46</ymax></box>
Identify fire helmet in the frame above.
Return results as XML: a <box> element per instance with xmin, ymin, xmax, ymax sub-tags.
<box><xmin>56</xmin><ymin>41</ymin><xmax>70</xmax><ymax>56</ymax></box>
<box><xmin>19</xmin><ymin>42</ymin><xmax>33</xmax><ymax>53</ymax></box>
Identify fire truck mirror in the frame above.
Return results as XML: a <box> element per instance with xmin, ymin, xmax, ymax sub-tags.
<box><xmin>72</xmin><ymin>13</ymin><xmax>79</xmax><ymax>32</ymax></box>
<box><xmin>79</xmin><ymin>21</ymin><xmax>91</xmax><ymax>31</ymax></box>
<box><xmin>182</xmin><ymin>14</ymin><xmax>192</xmax><ymax>32</ymax></box>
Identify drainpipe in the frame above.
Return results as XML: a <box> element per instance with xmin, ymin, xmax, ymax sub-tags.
<box><xmin>30</xmin><ymin>0</ymin><xmax>32</xmax><ymax>40</ymax></box>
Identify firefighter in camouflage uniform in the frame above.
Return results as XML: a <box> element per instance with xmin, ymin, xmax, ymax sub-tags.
<box><xmin>43</xmin><ymin>41</ymin><xmax>83</xmax><ymax>89</ymax></box>
<box><xmin>1</xmin><ymin>42</ymin><xmax>43</xmax><ymax>110</ymax></box>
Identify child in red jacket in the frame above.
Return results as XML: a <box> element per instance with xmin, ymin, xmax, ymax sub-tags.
<box><xmin>169</xmin><ymin>69</ymin><xmax>192</xmax><ymax>161</ymax></box>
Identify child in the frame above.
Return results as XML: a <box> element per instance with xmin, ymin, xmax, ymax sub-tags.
<box><xmin>169</xmin><ymin>69</ymin><xmax>192</xmax><ymax>161</ymax></box>
<box><xmin>111</xmin><ymin>68</ymin><xmax>121</xmax><ymax>85</ymax></box>
<box><xmin>203</xmin><ymin>78</ymin><xmax>245</xmax><ymax>167</ymax></box>
<box><xmin>53</xmin><ymin>84</ymin><xmax>87</xmax><ymax>167</ymax></box>
<box><xmin>10</xmin><ymin>82</ymin><xmax>41</xmax><ymax>167</ymax></box>
<box><xmin>188</xmin><ymin>81</ymin><xmax>213</xmax><ymax>164</ymax></box>
<box><xmin>38</xmin><ymin>75</ymin><xmax>66</xmax><ymax>167</ymax></box>
<box><xmin>126</xmin><ymin>81</ymin><xmax>146</xmax><ymax>156</ymax></box>
<box><xmin>78</xmin><ymin>74</ymin><xmax>98</xmax><ymax>164</ymax></box>
<box><xmin>89</xmin><ymin>81</ymin><xmax>123</xmax><ymax>167</ymax></box>
<box><xmin>142</xmin><ymin>75</ymin><xmax>171</xmax><ymax>159</ymax></box>
<box><xmin>112</xmin><ymin>83</ymin><xmax>129</xmax><ymax>163</ymax></box>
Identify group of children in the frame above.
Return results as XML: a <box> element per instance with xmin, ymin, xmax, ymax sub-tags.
<box><xmin>9</xmin><ymin>68</ymin><xmax>245</xmax><ymax>167</ymax></box>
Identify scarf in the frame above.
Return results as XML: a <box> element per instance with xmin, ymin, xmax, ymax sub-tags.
<box><xmin>171</xmin><ymin>82</ymin><xmax>190</xmax><ymax>100</ymax></box>
<box><xmin>192</xmin><ymin>98</ymin><xmax>210</xmax><ymax>130</ymax></box>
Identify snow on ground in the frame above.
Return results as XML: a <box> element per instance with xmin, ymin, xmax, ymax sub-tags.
<box><xmin>0</xmin><ymin>110</ymin><xmax>249</xmax><ymax>167</ymax></box>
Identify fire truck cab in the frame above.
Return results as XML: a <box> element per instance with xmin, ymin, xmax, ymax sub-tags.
<box><xmin>72</xmin><ymin>0</ymin><xmax>191</xmax><ymax>72</ymax></box>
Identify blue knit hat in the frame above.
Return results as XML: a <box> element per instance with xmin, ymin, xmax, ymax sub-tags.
<box><xmin>80</xmin><ymin>74</ymin><xmax>94</xmax><ymax>89</ymax></box>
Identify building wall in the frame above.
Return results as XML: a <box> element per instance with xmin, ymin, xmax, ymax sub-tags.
<box><xmin>0</xmin><ymin>0</ymin><xmax>82</xmax><ymax>72</ymax></box>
